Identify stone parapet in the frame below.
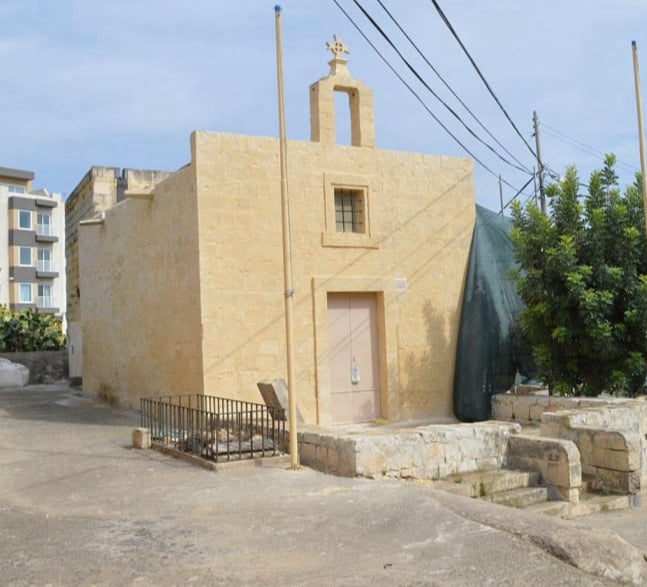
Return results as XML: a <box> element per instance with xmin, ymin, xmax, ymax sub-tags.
<box><xmin>491</xmin><ymin>393</ymin><xmax>628</xmax><ymax>425</ymax></box>
<box><xmin>541</xmin><ymin>412</ymin><xmax>642</xmax><ymax>495</ymax></box>
<box><xmin>506</xmin><ymin>435</ymin><xmax>581</xmax><ymax>503</ymax></box>
<box><xmin>298</xmin><ymin>421</ymin><xmax>520</xmax><ymax>480</ymax></box>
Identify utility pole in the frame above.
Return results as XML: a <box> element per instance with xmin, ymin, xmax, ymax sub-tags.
<box><xmin>533</xmin><ymin>111</ymin><xmax>546</xmax><ymax>214</ymax></box>
<box><xmin>274</xmin><ymin>5</ymin><xmax>299</xmax><ymax>470</ymax></box>
<box><xmin>632</xmin><ymin>41</ymin><xmax>647</xmax><ymax>245</ymax></box>
<box><xmin>498</xmin><ymin>174</ymin><xmax>503</xmax><ymax>215</ymax></box>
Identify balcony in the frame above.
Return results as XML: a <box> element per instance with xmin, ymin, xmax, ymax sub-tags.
<box><xmin>36</xmin><ymin>224</ymin><xmax>58</xmax><ymax>242</ymax></box>
<box><xmin>38</xmin><ymin>296</ymin><xmax>57</xmax><ymax>311</ymax></box>
<box><xmin>37</xmin><ymin>260</ymin><xmax>58</xmax><ymax>276</ymax></box>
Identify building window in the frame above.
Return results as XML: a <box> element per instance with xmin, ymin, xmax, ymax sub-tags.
<box><xmin>19</xmin><ymin>247</ymin><xmax>32</xmax><ymax>267</ymax></box>
<box><xmin>19</xmin><ymin>210</ymin><xmax>32</xmax><ymax>230</ymax></box>
<box><xmin>38</xmin><ymin>284</ymin><xmax>53</xmax><ymax>308</ymax></box>
<box><xmin>0</xmin><ymin>183</ymin><xmax>26</xmax><ymax>194</ymax></box>
<box><xmin>38</xmin><ymin>248</ymin><xmax>52</xmax><ymax>272</ymax></box>
<box><xmin>19</xmin><ymin>283</ymin><xmax>32</xmax><ymax>304</ymax></box>
<box><xmin>335</xmin><ymin>188</ymin><xmax>365</xmax><ymax>233</ymax></box>
<box><xmin>37</xmin><ymin>212</ymin><xmax>52</xmax><ymax>236</ymax></box>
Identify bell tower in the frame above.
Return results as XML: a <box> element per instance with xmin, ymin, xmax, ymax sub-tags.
<box><xmin>310</xmin><ymin>36</ymin><xmax>375</xmax><ymax>148</ymax></box>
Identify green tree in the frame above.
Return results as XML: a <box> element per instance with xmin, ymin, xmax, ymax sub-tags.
<box><xmin>0</xmin><ymin>307</ymin><xmax>66</xmax><ymax>352</ymax></box>
<box><xmin>511</xmin><ymin>155</ymin><xmax>647</xmax><ymax>396</ymax></box>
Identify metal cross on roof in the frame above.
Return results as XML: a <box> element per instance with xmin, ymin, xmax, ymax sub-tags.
<box><xmin>326</xmin><ymin>35</ymin><xmax>350</xmax><ymax>58</ymax></box>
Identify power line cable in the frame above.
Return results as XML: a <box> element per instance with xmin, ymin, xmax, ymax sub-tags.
<box><xmin>347</xmin><ymin>0</ymin><xmax>531</xmax><ymax>174</ymax></box>
<box><xmin>428</xmin><ymin>0</ymin><xmax>537</xmax><ymax>158</ymax></box>
<box><xmin>542</xmin><ymin>122</ymin><xmax>637</xmax><ymax>172</ymax></box>
<box><xmin>373</xmin><ymin>0</ymin><xmax>532</xmax><ymax>174</ymax></box>
<box><xmin>330</xmin><ymin>0</ymin><xmax>532</xmax><ymax>197</ymax></box>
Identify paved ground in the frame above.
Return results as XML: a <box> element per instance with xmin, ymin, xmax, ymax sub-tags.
<box><xmin>1</xmin><ymin>384</ymin><xmax>646</xmax><ymax>586</ymax></box>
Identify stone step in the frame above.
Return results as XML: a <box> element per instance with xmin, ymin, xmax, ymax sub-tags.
<box><xmin>571</xmin><ymin>494</ymin><xmax>632</xmax><ymax>518</ymax></box>
<box><xmin>488</xmin><ymin>486</ymin><xmax>549</xmax><ymax>508</ymax></box>
<box><xmin>440</xmin><ymin>469</ymin><xmax>541</xmax><ymax>498</ymax></box>
<box><xmin>524</xmin><ymin>499</ymin><xmax>571</xmax><ymax>517</ymax></box>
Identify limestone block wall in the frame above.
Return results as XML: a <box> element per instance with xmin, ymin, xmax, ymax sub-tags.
<box><xmin>541</xmin><ymin>408</ymin><xmax>646</xmax><ymax>494</ymax></box>
<box><xmin>491</xmin><ymin>393</ymin><xmax>617</xmax><ymax>424</ymax></box>
<box><xmin>193</xmin><ymin>131</ymin><xmax>475</xmax><ymax>425</ymax></box>
<box><xmin>65</xmin><ymin>167</ymin><xmax>121</xmax><ymax>324</ymax></box>
<box><xmin>79</xmin><ymin>166</ymin><xmax>204</xmax><ymax>408</ymax></box>
<box><xmin>66</xmin><ymin>166</ymin><xmax>172</xmax><ymax>383</ymax></box>
<box><xmin>298</xmin><ymin>422</ymin><xmax>519</xmax><ymax>479</ymax></box>
<box><xmin>493</xmin><ymin>394</ymin><xmax>647</xmax><ymax>494</ymax></box>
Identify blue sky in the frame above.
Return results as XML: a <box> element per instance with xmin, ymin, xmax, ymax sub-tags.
<box><xmin>1</xmin><ymin>0</ymin><xmax>646</xmax><ymax>212</ymax></box>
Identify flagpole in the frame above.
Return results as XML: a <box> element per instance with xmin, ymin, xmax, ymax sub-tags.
<box><xmin>274</xmin><ymin>5</ymin><xmax>299</xmax><ymax>469</ymax></box>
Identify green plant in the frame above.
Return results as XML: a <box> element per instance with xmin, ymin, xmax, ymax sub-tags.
<box><xmin>0</xmin><ymin>306</ymin><xmax>66</xmax><ymax>352</ymax></box>
<box><xmin>511</xmin><ymin>155</ymin><xmax>647</xmax><ymax>397</ymax></box>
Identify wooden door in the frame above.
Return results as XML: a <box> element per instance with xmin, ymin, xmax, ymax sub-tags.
<box><xmin>328</xmin><ymin>293</ymin><xmax>380</xmax><ymax>424</ymax></box>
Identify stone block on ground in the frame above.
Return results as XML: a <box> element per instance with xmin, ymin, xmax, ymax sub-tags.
<box><xmin>132</xmin><ymin>427</ymin><xmax>151</xmax><ymax>449</ymax></box>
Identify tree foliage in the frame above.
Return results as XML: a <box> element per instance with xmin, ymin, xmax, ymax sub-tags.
<box><xmin>0</xmin><ymin>307</ymin><xmax>66</xmax><ymax>352</ymax></box>
<box><xmin>511</xmin><ymin>155</ymin><xmax>647</xmax><ymax>396</ymax></box>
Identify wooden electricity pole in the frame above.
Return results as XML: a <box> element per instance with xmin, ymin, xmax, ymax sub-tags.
<box><xmin>632</xmin><ymin>41</ymin><xmax>647</xmax><ymax>244</ymax></box>
<box><xmin>533</xmin><ymin>111</ymin><xmax>546</xmax><ymax>214</ymax></box>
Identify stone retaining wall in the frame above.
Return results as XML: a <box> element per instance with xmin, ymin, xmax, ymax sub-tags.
<box><xmin>491</xmin><ymin>394</ymin><xmax>625</xmax><ymax>425</ymax></box>
<box><xmin>298</xmin><ymin>422</ymin><xmax>521</xmax><ymax>480</ymax></box>
<box><xmin>0</xmin><ymin>350</ymin><xmax>68</xmax><ymax>384</ymax></box>
<box><xmin>541</xmin><ymin>410</ymin><xmax>645</xmax><ymax>494</ymax></box>
<box><xmin>492</xmin><ymin>393</ymin><xmax>647</xmax><ymax>495</ymax></box>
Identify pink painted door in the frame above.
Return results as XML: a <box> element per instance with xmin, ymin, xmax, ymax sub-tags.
<box><xmin>328</xmin><ymin>293</ymin><xmax>380</xmax><ymax>424</ymax></box>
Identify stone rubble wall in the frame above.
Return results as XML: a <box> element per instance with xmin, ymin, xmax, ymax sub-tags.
<box><xmin>298</xmin><ymin>422</ymin><xmax>520</xmax><ymax>480</ymax></box>
<box><xmin>506</xmin><ymin>435</ymin><xmax>581</xmax><ymax>503</ymax></box>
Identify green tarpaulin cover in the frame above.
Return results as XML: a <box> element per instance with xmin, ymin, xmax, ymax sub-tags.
<box><xmin>453</xmin><ymin>205</ymin><xmax>532</xmax><ymax>421</ymax></box>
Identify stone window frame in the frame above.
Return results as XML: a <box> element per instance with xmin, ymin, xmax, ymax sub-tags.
<box><xmin>334</xmin><ymin>187</ymin><xmax>365</xmax><ymax>233</ymax></box>
<box><xmin>322</xmin><ymin>173</ymin><xmax>379</xmax><ymax>249</ymax></box>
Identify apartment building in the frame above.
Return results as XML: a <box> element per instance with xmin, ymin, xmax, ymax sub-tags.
<box><xmin>0</xmin><ymin>167</ymin><xmax>65</xmax><ymax>319</ymax></box>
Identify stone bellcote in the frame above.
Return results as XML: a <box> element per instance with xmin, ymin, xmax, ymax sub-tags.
<box><xmin>310</xmin><ymin>36</ymin><xmax>375</xmax><ymax>148</ymax></box>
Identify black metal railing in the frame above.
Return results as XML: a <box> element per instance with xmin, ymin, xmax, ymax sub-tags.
<box><xmin>140</xmin><ymin>394</ymin><xmax>286</xmax><ymax>462</ymax></box>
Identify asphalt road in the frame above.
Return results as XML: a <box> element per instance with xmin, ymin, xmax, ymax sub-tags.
<box><xmin>1</xmin><ymin>384</ymin><xmax>645</xmax><ymax>586</ymax></box>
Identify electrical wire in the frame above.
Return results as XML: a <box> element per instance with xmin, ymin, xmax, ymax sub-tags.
<box><xmin>347</xmin><ymin>0</ymin><xmax>531</xmax><ymax>174</ymax></box>
<box><xmin>330</xmin><ymin>0</ymin><xmax>532</xmax><ymax>197</ymax></box>
<box><xmin>542</xmin><ymin>122</ymin><xmax>637</xmax><ymax>173</ymax></box>
<box><xmin>374</xmin><ymin>0</ymin><xmax>533</xmax><ymax>175</ymax></box>
<box><xmin>428</xmin><ymin>0</ymin><xmax>537</xmax><ymax>159</ymax></box>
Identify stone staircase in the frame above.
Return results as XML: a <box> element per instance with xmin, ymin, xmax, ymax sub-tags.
<box><xmin>433</xmin><ymin>468</ymin><xmax>632</xmax><ymax>518</ymax></box>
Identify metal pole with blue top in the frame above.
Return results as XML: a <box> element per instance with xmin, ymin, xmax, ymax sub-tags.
<box><xmin>274</xmin><ymin>5</ymin><xmax>299</xmax><ymax>469</ymax></box>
